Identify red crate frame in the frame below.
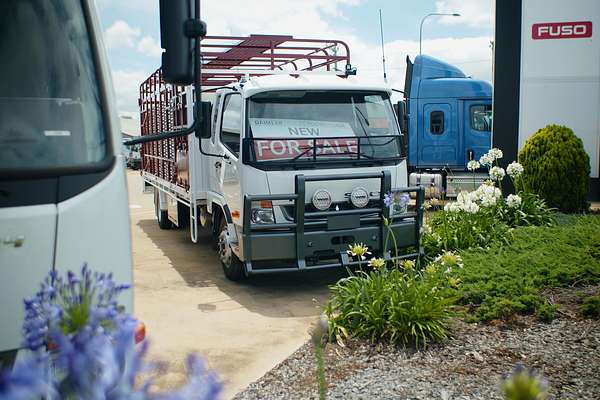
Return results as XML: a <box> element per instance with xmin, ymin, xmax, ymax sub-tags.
<box><xmin>140</xmin><ymin>35</ymin><xmax>351</xmax><ymax>191</ymax></box>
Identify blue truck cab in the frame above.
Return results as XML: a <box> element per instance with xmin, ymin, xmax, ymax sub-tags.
<box><xmin>396</xmin><ymin>55</ymin><xmax>493</xmax><ymax>197</ymax></box>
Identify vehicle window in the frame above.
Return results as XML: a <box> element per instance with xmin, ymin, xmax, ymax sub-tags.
<box><xmin>0</xmin><ymin>0</ymin><xmax>108</xmax><ymax>171</ymax></box>
<box><xmin>430</xmin><ymin>111</ymin><xmax>444</xmax><ymax>134</ymax></box>
<box><xmin>220</xmin><ymin>94</ymin><xmax>241</xmax><ymax>156</ymax></box>
<box><xmin>470</xmin><ymin>104</ymin><xmax>492</xmax><ymax>132</ymax></box>
<box><xmin>247</xmin><ymin>91</ymin><xmax>402</xmax><ymax>163</ymax></box>
<box><xmin>211</xmin><ymin>93</ymin><xmax>222</xmax><ymax>144</ymax></box>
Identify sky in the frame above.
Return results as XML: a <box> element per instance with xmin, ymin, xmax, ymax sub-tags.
<box><xmin>95</xmin><ymin>0</ymin><xmax>494</xmax><ymax>119</ymax></box>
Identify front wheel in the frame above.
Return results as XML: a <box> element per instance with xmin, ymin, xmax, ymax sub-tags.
<box><xmin>217</xmin><ymin>220</ymin><xmax>245</xmax><ymax>281</ymax></box>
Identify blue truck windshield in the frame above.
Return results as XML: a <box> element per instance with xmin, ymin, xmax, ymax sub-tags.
<box><xmin>0</xmin><ymin>0</ymin><xmax>107</xmax><ymax>171</ymax></box>
<box><xmin>246</xmin><ymin>91</ymin><xmax>403</xmax><ymax>163</ymax></box>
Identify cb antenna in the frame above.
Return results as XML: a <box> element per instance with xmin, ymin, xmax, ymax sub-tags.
<box><xmin>379</xmin><ymin>9</ymin><xmax>387</xmax><ymax>82</ymax></box>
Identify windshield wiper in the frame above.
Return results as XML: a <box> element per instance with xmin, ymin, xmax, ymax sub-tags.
<box><xmin>290</xmin><ymin>144</ymin><xmax>377</xmax><ymax>161</ymax></box>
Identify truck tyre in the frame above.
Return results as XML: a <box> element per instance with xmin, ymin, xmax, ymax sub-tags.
<box><xmin>217</xmin><ymin>219</ymin><xmax>245</xmax><ymax>281</ymax></box>
<box><xmin>154</xmin><ymin>189</ymin><xmax>172</xmax><ymax>230</ymax></box>
<box><xmin>158</xmin><ymin>210</ymin><xmax>172</xmax><ymax>230</ymax></box>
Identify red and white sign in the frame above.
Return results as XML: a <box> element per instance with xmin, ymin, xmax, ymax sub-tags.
<box><xmin>253</xmin><ymin>138</ymin><xmax>359</xmax><ymax>161</ymax></box>
<box><xmin>532</xmin><ymin>21</ymin><xmax>592</xmax><ymax>40</ymax></box>
<box><xmin>249</xmin><ymin>118</ymin><xmax>361</xmax><ymax>160</ymax></box>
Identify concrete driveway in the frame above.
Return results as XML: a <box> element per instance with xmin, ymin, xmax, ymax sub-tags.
<box><xmin>127</xmin><ymin>171</ymin><xmax>344</xmax><ymax>398</ymax></box>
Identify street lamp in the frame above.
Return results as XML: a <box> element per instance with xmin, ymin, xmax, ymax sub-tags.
<box><xmin>419</xmin><ymin>12</ymin><xmax>461</xmax><ymax>55</ymax></box>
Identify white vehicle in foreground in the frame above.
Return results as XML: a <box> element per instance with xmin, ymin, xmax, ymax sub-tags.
<box><xmin>138</xmin><ymin>33</ymin><xmax>425</xmax><ymax>281</ymax></box>
<box><xmin>0</xmin><ymin>0</ymin><xmax>133</xmax><ymax>365</ymax></box>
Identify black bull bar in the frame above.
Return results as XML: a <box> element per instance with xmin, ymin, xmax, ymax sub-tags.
<box><xmin>241</xmin><ymin>171</ymin><xmax>424</xmax><ymax>274</ymax></box>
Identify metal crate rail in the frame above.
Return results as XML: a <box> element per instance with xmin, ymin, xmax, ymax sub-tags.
<box><xmin>139</xmin><ymin>69</ymin><xmax>189</xmax><ymax>189</ymax></box>
<box><xmin>200</xmin><ymin>34</ymin><xmax>351</xmax><ymax>87</ymax></box>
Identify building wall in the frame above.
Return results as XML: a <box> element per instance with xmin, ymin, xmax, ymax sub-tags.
<box><xmin>494</xmin><ymin>0</ymin><xmax>600</xmax><ymax>199</ymax></box>
<box><xmin>520</xmin><ymin>0</ymin><xmax>600</xmax><ymax>180</ymax></box>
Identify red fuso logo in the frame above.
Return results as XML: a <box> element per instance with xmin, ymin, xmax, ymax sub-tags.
<box><xmin>532</xmin><ymin>21</ymin><xmax>592</xmax><ymax>40</ymax></box>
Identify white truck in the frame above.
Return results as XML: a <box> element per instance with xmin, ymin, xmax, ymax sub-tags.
<box><xmin>137</xmin><ymin>32</ymin><xmax>424</xmax><ymax>281</ymax></box>
<box><xmin>0</xmin><ymin>0</ymin><xmax>134</xmax><ymax>365</ymax></box>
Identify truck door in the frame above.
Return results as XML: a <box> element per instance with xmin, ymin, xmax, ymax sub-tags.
<box><xmin>208</xmin><ymin>93</ymin><xmax>224</xmax><ymax>196</ymax></box>
<box><xmin>216</xmin><ymin>93</ymin><xmax>242</xmax><ymax>219</ymax></box>
<box><xmin>463</xmin><ymin>101</ymin><xmax>492</xmax><ymax>164</ymax></box>
<box><xmin>0</xmin><ymin>0</ymin><xmax>132</xmax><ymax>354</ymax></box>
<box><xmin>420</xmin><ymin>102</ymin><xmax>459</xmax><ymax>167</ymax></box>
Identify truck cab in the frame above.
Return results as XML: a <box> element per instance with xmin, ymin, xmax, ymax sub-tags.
<box><xmin>0</xmin><ymin>0</ymin><xmax>133</xmax><ymax>363</ymax></box>
<box><xmin>139</xmin><ymin>35</ymin><xmax>424</xmax><ymax>281</ymax></box>
<box><xmin>398</xmin><ymin>55</ymin><xmax>493</xmax><ymax>197</ymax></box>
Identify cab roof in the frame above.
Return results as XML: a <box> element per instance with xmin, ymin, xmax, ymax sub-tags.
<box><xmin>231</xmin><ymin>73</ymin><xmax>393</xmax><ymax>98</ymax></box>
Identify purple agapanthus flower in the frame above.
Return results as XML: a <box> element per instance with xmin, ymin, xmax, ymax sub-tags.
<box><xmin>383</xmin><ymin>192</ymin><xmax>394</xmax><ymax>207</ymax></box>
<box><xmin>2</xmin><ymin>265</ymin><xmax>222</xmax><ymax>400</ymax></box>
<box><xmin>383</xmin><ymin>192</ymin><xmax>411</xmax><ymax>210</ymax></box>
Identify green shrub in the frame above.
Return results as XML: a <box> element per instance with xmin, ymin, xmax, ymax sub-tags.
<box><xmin>495</xmin><ymin>192</ymin><xmax>555</xmax><ymax>228</ymax></box>
<box><xmin>455</xmin><ymin>215</ymin><xmax>600</xmax><ymax>322</ymax></box>
<box><xmin>580</xmin><ymin>294</ymin><xmax>600</xmax><ymax>318</ymax></box>
<box><xmin>517</xmin><ymin>124</ymin><xmax>590</xmax><ymax>213</ymax></box>
<box><xmin>325</xmin><ymin>257</ymin><xmax>458</xmax><ymax>348</ymax></box>
<box><xmin>422</xmin><ymin>208</ymin><xmax>510</xmax><ymax>255</ymax></box>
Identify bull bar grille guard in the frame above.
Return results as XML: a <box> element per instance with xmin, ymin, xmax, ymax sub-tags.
<box><xmin>242</xmin><ymin>171</ymin><xmax>425</xmax><ymax>274</ymax></box>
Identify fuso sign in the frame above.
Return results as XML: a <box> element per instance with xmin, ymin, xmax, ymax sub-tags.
<box><xmin>532</xmin><ymin>21</ymin><xmax>592</xmax><ymax>40</ymax></box>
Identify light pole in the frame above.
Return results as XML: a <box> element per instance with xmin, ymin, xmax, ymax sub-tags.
<box><xmin>419</xmin><ymin>12</ymin><xmax>460</xmax><ymax>55</ymax></box>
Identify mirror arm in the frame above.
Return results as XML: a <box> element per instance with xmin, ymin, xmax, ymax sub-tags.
<box><xmin>124</xmin><ymin>124</ymin><xmax>194</xmax><ymax>146</ymax></box>
<box><xmin>191</xmin><ymin>0</ymin><xmax>223</xmax><ymax>159</ymax></box>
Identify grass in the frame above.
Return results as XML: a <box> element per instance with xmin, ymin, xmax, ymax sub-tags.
<box><xmin>453</xmin><ymin>215</ymin><xmax>600</xmax><ymax>322</ymax></box>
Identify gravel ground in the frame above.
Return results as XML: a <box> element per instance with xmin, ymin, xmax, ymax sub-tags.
<box><xmin>235</xmin><ymin>287</ymin><xmax>600</xmax><ymax>400</ymax></box>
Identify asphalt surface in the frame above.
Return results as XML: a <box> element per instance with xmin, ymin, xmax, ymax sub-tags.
<box><xmin>127</xmin><ymin>171</ymin><xmax>344</xmax><ymax>398</ymax></box>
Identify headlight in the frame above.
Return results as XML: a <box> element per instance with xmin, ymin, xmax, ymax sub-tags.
<box><xmin>312</xmin><ymin>189</ymin><xmax>332</xmax><ymax>211</ymax></box>
<box><xmin>350</xmin><ymin>187</ymin><xmax>369</xmax><ymax>208</ymax></box>
<box><xmin>251</xmin><ymin>200</ymin><xmax>274</xmax><ymax>224</ymax></box>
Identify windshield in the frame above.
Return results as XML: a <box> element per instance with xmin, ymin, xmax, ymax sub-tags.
<box><xmin>247</xmin><ymin>90</ymin><xmax>403</xmax><ymax>163</ymax></box>
<box><xmin>0</xmin><ymin>0</ymin><xmax>107</xmax><ymax>171</ymax></box>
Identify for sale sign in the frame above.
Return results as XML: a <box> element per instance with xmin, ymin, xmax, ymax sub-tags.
<box><xmin>532</xmin><ymin>21</ymin><xmax>592</xmax><ymax>40</ymax></box>
<box><xmin>249</xmin><ymin>118</ymin><xmax>359</xmax><ymax>161</ymax></box>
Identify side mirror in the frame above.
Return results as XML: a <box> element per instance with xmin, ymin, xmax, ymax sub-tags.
<box><xmin>395</xmin><ymin>100</ymin><xmax>408</xmax><ymax>133</ymax></box>
<box><xmin>196</xmin><ymin>101</ymin><xmax>212</xmax><ymax>139</ymax></box>
<box><xmin>159</xmin><ymin>0</ymin><xmax>195</xmax><ymax>85</ymax></box>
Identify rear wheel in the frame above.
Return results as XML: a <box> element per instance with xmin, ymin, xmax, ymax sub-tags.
<box><xmin>154</xmin><ymin>189</ymin><xmax>172</xmax><ymax>230</ymax></box>
<box><xmin>217</xmin><ymin>219</ymin><xmax>245</xmax><ymax>281</ymax></box>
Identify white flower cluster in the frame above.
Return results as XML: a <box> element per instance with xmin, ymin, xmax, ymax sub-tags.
<box><xmin>444</xmin><ymin>183</ymin><xmax>502</xmax><ymax>213</ymax></box>
<box><xmin>506</xmin><ymin>194</ymin><xmax>522</xmax><ymax>208</ymax></box>
<box><xmin>467</xmin><ymin>160</ymin><xmax>480</xmax><ymax>171</ymax></box>
<box><xmin>488</xmin><ymin>148</ymin><xmax>503</xmax><ymax>160</ymax></box>
<box><xmin>444</xmin><ymin>190</ymin><xmax>479</xmax><ymax>213</ymax></box>
<box><xmin>506</xmin><ymin>161</ymin><xmax>524</xmax><ymax>178</ymax></box>
<box><xmin>473</xmin><ymin>183</ymin><xmax>503</xmax><ymax>207</ymax></box>
<box><xmin>479</xmin><ymin>153</ymin><xmax>494</xmax><ymax>167</ymax></box>
<box><xmin>479</xmin><ymin>147</ymin><xmax>503</xmax><ymax>167</ymax></box>
<box><xmin>489</xmin><ymin>166</ymin><xmax>506</xmax><ymax>181</ymax></box>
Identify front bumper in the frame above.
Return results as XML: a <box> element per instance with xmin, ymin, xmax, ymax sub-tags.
<box><xmin>241</xmin><ymin>171</ymin><xmax>424</xmax><ymax>275</ymax></box>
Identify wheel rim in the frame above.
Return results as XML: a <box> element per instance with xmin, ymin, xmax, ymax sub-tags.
<box><xmin>218</xmin><ymin>228</ymin><xmax>233</xmax><ymax>269</ymax></box>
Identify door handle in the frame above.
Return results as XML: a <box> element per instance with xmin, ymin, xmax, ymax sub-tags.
<box><xmin>215</xmin><ymin>161</ymin><xmax>222</xmax><ymax>168</ymax></box>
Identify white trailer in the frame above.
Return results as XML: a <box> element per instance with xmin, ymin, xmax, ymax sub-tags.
<box><xmin>139</xmin><ymin>35</ymin><xmax>424</xmax><ymax>281</ymax></box>
<box><xmin>0</xmin><ymin>0</ymin><xmax>134</xmax><ymax>363</ymax></box>
<box><xmin>494</xmin><ymin>0</ymin><xmax>600</xmax><ymax>199</ymax></box>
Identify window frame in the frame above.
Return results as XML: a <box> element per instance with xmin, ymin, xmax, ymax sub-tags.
<box><xmin>429</xmin><ymin>110</ymin><xmax>445</xmax><ymax>135</ymax></box>
<box><xmin>0</xmin><ymin>0</ymin><xmax>115</xmax><ymax>181</ymax></box>
<box><xmin>219</xmin><ymin>92</ymin><xmax>242</xmax><ymax>157</ymax></box>
<box><xmin>469</xmin><ymin>104</ymin><xmax>492</xmax><ymax>132</ymax></box>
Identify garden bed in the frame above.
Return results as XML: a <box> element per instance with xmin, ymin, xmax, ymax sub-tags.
<box><xmin>235</xmin><ymin>287</ymin><xmax>600</xmax><ymax>400</ymax></box>
<box><xmin>236</xmin><ymin>214</ymin><xmax>600</xmax><ymax>399</ymax></box>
